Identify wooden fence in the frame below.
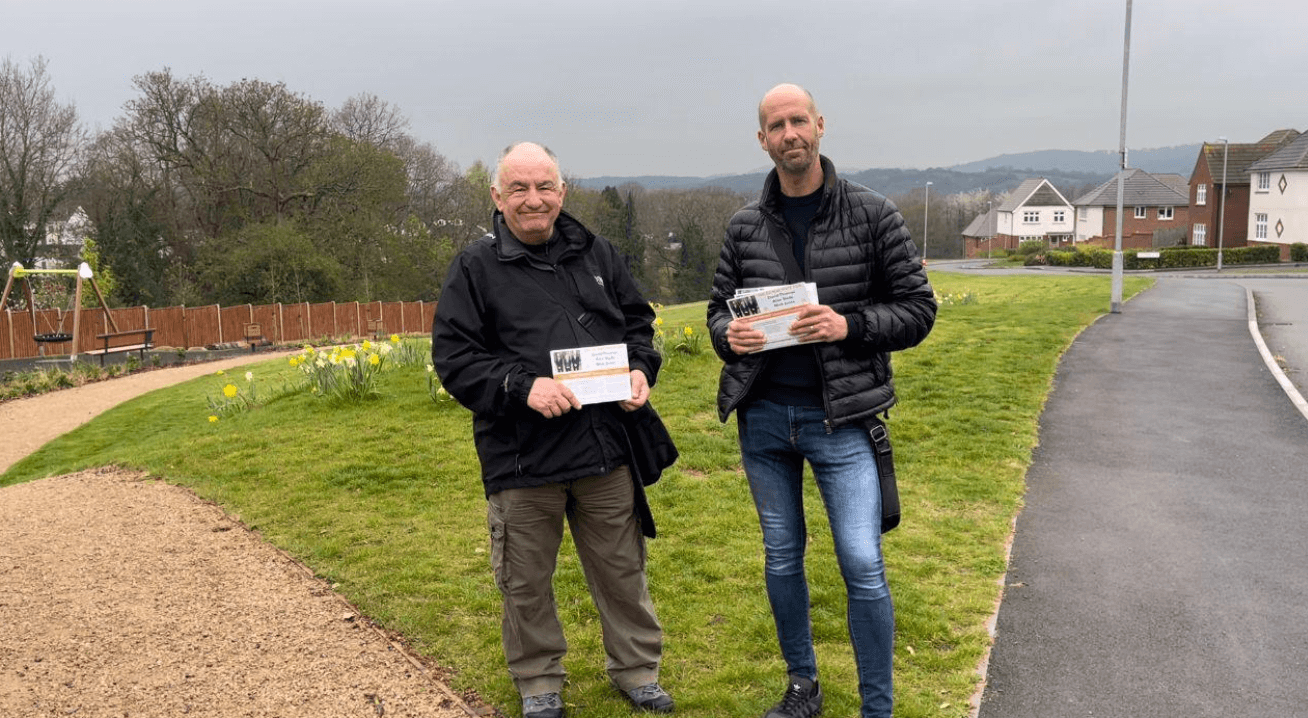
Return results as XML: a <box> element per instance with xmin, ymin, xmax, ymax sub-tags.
<box><xmin>1</xmin><ymin>300</ymin><xmax>437</xmax><ymax>361</ymax></box>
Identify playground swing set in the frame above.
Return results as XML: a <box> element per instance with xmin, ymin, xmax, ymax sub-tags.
<box><xmin>2</xmin><ymin>261</ymin><xmax>152</xmax><ymax>364</ymax></box>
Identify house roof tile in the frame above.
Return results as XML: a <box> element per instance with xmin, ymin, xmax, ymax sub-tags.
<box><xmin>996</xmin><ymin>178</ymin><xmax>1072</xmax><ymax>212</ymax></box>
<box><xmin>1073</xmin><ymin>168</ymin><xmax>1189</xmax><ymax>207</ymax></box>
<box><xmin>1198</xmin><ymin>129</ymin><xmax>1301</xmax><ymax>186</ymax></box>
<box><xmin>1247</xmin><ymin>130</ymin><xmax>1308</xmax><ymax>172</ymax></box>
<box><xmin>962</xmin><ymin>208</ymin><xmax>998</xmax><ymax>238</ymax></box>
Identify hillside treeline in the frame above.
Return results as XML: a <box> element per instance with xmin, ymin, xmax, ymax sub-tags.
<box><xmin>4</xmin><ymin>57</ymin><xmax>1063</xmax><ymax>310</ymax></box>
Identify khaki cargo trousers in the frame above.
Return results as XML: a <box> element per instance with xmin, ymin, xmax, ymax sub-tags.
<box><xmin>486</xmin><ymin>466</ymin><xmax>663</xmax><ymax>698</ymax></box>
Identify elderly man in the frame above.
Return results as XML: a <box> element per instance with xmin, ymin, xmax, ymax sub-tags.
<box><xmin>707</xmin><ymin>84</ymin><xmax>937</xmax><ymax>718</ymax></box>
<box><xmin>433</xmin><ymin>142</ymin><xmax>674</xmax><ymax>718</ymax></box>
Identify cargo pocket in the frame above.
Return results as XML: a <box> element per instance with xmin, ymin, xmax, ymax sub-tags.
<box><xmin>487</xmin><ymin>501</ymin><xmax>508</xmax><ymax>591</ymax></box>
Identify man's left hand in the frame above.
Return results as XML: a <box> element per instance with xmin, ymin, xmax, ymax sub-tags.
<box><xmin>619</xmin><ymin>369</ymin><xmax>650</xmax><ymax>412</ymax></box>
<box><xmin>789</xmin><ymin>304</ymin><xmax>849</xmax><ymax>343</ymax></box>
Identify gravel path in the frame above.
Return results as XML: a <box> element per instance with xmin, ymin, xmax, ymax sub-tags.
<box><xmin>0</xmin><ymin>354</ymin><xmax>478</xmax><ymax>718</ymax></box>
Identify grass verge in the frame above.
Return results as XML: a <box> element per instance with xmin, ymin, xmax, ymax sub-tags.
<box><xmin>1</xmin><ymin>272</ymin><xmax>1151</xmax><ymax>718</ymax></box>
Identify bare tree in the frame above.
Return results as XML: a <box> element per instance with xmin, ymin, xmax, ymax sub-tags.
<box><xmin>0</xmin><ymin>56</ymin><xmax>85</xmax><ymax>269</ymax></box>
<box><xmin>332</xmin><ymin>93</ymin><xmax>410</xmax><ymax>151</ymax></box>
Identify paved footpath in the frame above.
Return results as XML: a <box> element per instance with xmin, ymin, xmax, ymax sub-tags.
<box><xmin>977</xmin><ymin>277</ymin><xmax>1308</xmax><ymax>717</ymax></box>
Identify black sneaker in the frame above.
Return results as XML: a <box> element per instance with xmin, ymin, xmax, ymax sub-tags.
<box><xmin>523</xmin><ymin>692</ymin><xmax>564</xmax><ymax>718</ymax></box>
<box><xmin>622</xmin><ymin>682</ymin><xmax>675</xmax><ymax>713</ymax></box>
<box><xmin>762</xmin><ymin>675</ymin><xmax>822</xmax><ymax>718</ymax></box>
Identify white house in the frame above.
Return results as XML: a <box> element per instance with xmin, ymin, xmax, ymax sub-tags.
<box><xmin>35</xmin><ymin>206</ymin><xmax>91</xmax><ymax>269</ymax></box>
<box><xmin>997</xmin><ymin>179</ymin><xmax>1074</xmax><ymax>243</ymax></box>
<box><xmin>1246</xmin><ymin>131</ymin><xmax>1308</xmax><ymax>256</ymax></box>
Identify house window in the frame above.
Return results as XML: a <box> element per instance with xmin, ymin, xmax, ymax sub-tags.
<box><xmin>1078</xmin><ymin>207</ymin><xmax>1087</xmax><ymax>220</ymax></box>
<box><xmin>1023</xmin><ymin>210</ymin><xmax>1039</xmax><ymax>223</ymax></box>
<box><xmin>1158</xmin><ymin>207</ymin><xmax>1174</xmax><ymax>220</ymax></box>
<box><xmin>1193</xmin><ymin>223</ymin><xmax>1207</xmax><ymax>246</ymax></box>
<box><xmin>1255</xmin><ymin>213</ymin><xmax>1268</xmax><ymax>240</ymax></box>
<box><xmin>1257</xmin><ymin>172</ymin><xmax>1271</xmax><ymax>191</ymax></box>
<box><xmin>1134</xmin><ymin>206</ymin><xmax>1147</xmax><ymax>219</ymax></box>
<box><xmin>1053</xmin><ymin>210</ymin><xmax>1066</xmax><ymax>223</ymax></box>
<box><xmin>1196</xmin><ymin>184</ymin><xmax>1207</xmax><ymax>205</ymax></box>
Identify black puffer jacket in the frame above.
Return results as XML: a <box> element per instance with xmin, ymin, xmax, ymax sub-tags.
<box><xmin>433</xmin><ymin>210</ymin><xmax>661</xmax><ymax>496</ymax></box>
<box><xmin>707</xmin><ymin>156</ymin><xmax>937</xmax><ymax>426</ymax></box>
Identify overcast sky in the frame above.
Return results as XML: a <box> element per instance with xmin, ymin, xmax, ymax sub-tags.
<box><xmin>5</xmin><ymin>0</ymin><xmax>1306</xmax><ymax>179</ymax></box>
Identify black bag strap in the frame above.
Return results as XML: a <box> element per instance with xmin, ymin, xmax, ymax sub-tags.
<box><xmin>520</xmin><ymin>266</ymin><xmax>599</xmax><ymax>344</ymax></box>
<box><xmin>762</xmin><ymin>217</ymin><xmax>806</xmax><ymax>284</ymax></box>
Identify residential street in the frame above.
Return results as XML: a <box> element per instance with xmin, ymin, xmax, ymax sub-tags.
<box><xmin>966</xmin><ymin>272</ymin><xmax>1308</xmax><ymax>717</ymax></box>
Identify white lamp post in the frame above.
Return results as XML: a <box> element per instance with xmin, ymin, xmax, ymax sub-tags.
<box><xmin>1217</xmin><ymin>136</ymin><xmax>1228</xmax><ymax>271</ymax></box>
<box><xmin>923</xmin><ymin>181</ymin><xmax>932</xmax><ymax>264</ymax></box>
<box><xmin>986</xmin><ymin>200</ymin><xmax>993</xmax><ymax>260</ymax></box>
<box><xmin>1111</xmin><ymin>0</ymin><xmax>1132</xmax><ymax>313</ymax></box>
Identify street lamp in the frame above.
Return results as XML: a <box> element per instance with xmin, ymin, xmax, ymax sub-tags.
<box><xmin>986</xmin><ymin>200</ymin><xmax>993</xmax><ymax>260</ymax></box>
<box><xmin>923</xmin><ymin>181</ymin><xmax>932</xmax><ymax>264</ymax></box>
<box><xmin>1111</xmin><ymin>0</ymin><xmax>1133</xmax><ymax>314</ymax></box>
<box><xmin>1217</xmin><ymin>136</ymin><xmax>1229</xmax><ymax>271</ymax></box>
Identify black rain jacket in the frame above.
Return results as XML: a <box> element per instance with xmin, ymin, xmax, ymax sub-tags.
<box><xmin>707</xmin><ymin>156</ymin><xmax>937</xmax><ymax>426</ymax></box>
<box><xmin>432</xmin><ymin>210</ymin><xmax>661</xmax><ymax>496</ymax></box>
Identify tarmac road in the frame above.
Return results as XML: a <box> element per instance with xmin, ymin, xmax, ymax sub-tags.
<box><xmin>970</xmin><ymin>273</ymin><xmax>1308</xmax><ymax>717</ymax></box>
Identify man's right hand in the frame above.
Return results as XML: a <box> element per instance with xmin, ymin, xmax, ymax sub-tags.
<box><xmin>527</xmin><ymin>377</ymin><xmax>582</xmax><ymax>418</ymax></box>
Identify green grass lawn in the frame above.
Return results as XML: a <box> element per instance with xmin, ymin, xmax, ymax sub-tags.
<box><xmin>1</xmin><ymin>272</ymin><xmax>1151</xmax><ymax>718</ymax></box>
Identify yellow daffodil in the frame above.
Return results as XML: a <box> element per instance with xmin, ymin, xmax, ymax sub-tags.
<box><xmin>223</xmin><ymin>384</ymin><xmax>238</xmax><ymax>398</ymax></box>
<box><xmin>289</xmin><ymin>357</ymin><xmax>299</xmax><ymax>367</ymax></box>
<box><xmin>215</xmin><ymin>369</ymin><xmax>225</xmax><ymax>376</ymax></box>
<box><xmin>683</xmin><ymin>326</ymin><xmax>694</xmax><ymax>337</ymax></box>
<box><xmin>390</xmin><ymin>334</ymin><xmax>400</xmax><ymax>343</ymax></box>
<box><xmin>368</xmin><ymin>354</ymin><xmax>380</xmax><ymax>366</ymax></box>
<box><xmin>654</xmin><ymin>317</ymin><xmax>664</xmax><ymax>326</ymax></box>
<box><xmin>208</xmin><ymin>415</ymin><xmax>218</xmax><ymax>423</ymax></box>
<box><xmin>362</xmin><ymin>340</ymin><xmax>372</xmax><ymax>351</ymax></box>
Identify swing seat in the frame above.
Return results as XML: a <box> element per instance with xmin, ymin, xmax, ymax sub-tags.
<box><xmin>34</xmin><ymin>333</ymin><xmax>73</xmax><ymax>343</ymax></box>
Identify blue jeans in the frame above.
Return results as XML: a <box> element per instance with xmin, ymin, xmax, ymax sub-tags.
<box><xmin>738</xmin><ymin>399</ymin><xmax>894</xmax><ymax>718</ymax></box>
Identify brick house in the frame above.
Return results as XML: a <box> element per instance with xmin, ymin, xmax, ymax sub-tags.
<box><xmin>1072</xmin><ymin>169</ymin><xmax>1190</xmax><ymax>249</ymax></box>
<box><xmin>1187</xmin><ymin>129</ymin><xmax>1301</xmax><ymax>250</ymax></box>
<box><xmin>1247</xmin><ymin>130</ymin><xmax>1308</xmax><ymax>259</ymax></box>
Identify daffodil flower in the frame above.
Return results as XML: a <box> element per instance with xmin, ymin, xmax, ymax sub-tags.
<box><xmin>208</xmin><ymin>415</ymin><xmax>218</xmax><ymax>423</ymax></box>
<box><xmin>223</xmin><ymin>384</ymin><xmax>238</xmax><ymax>398</ymax></box>
<box><xmin>390</xmin><ymin>334</ymin><xmax>400</xmax><ymax>343</ymax></box>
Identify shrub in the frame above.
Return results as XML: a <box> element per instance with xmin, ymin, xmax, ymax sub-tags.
<box><xmin>1291</xmin><ymin>243</ymin><xmax>1308</xmax><ymax>262</ymax></box>
<box><xmin>1017</xmin><ymin>240</ymin><xmax>1046</xmax><ymax>256</ymax></box>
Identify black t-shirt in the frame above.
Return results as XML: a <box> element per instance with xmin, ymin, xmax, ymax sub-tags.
<box><xmin>756</xmin><ymin>187</ymin><xmax>825</xmax><ymax>408</ymax></box>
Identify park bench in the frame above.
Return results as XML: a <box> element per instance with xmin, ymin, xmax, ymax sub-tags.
<box><xmin>83</xmin><ymin>328</ymin><xmax>155</xmax><ymax>367</ymax></box>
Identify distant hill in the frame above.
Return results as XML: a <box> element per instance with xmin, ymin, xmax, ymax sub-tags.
<box><xmin>948</xmin><ymin>144</ymin><xmax>1201</xmax><ymax>176</ymax></box>
<box><xmin>574</xmin><ymin>167</ymin><xmax>1115</xmax><ymax>200</ymax></box>
<box><xmin>572</xmin><ymin>143</ymin><xmax>1204</xmax><ymax>198</ymax></box>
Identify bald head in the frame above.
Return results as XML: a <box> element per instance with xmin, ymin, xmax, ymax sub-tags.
<box><xmin>494</xmin><ymin>142</ymin><xmax>561</xmax><ymax>192</ymax></box>
<box><xmin>490</xmin><ymin>141</ymin><xmax>567</xmax><ymax>245</ymax></box>
<box><xmin>758</xmin><ymin>84</ymin><xmax>818</xmax><ymax>130</ymax></box>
